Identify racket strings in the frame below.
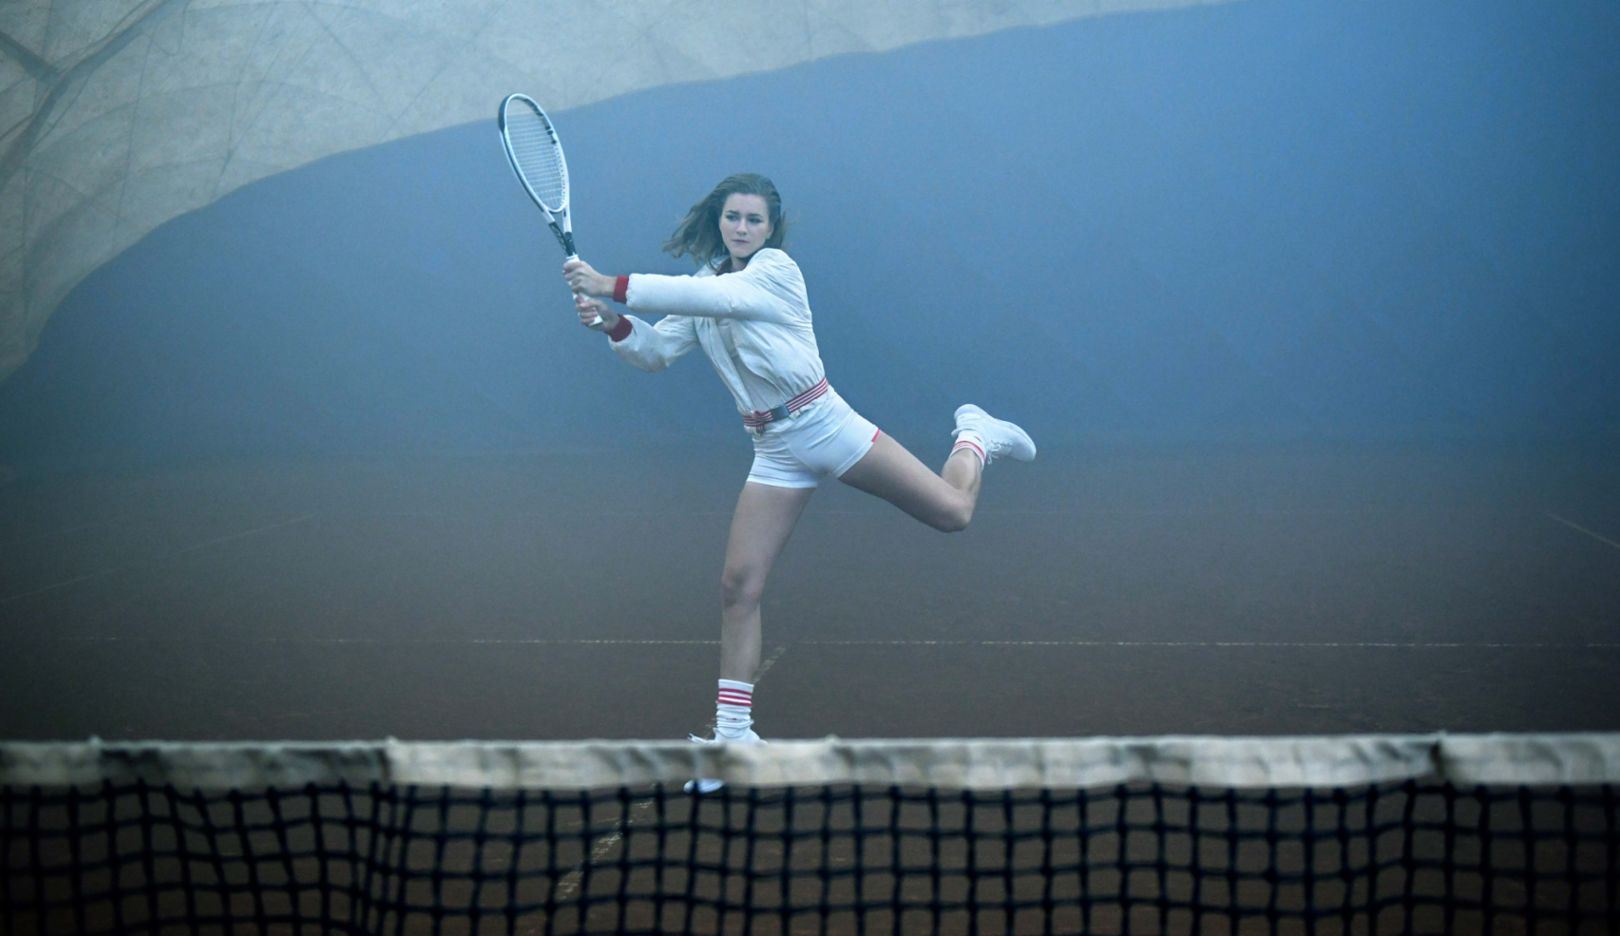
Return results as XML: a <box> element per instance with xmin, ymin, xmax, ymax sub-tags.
<box><xmin>504</xmin><ymin>110</ymin><xmax>568</xmax><ymax>210</ymax></box>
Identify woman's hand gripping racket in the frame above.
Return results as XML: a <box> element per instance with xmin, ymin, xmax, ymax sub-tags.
<box><xmin>498</xmin><ymin>93</ymin><xmax>602</xmax><ymax>327</ymax></box>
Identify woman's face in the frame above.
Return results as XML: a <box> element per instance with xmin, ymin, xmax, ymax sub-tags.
<box><xmin>719</xmin><ymin>193</ymin><xmax>772</xmax><ymax>264</ymax></box>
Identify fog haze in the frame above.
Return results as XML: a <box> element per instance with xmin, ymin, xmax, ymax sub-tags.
<box><xmin>2</xmin><ymin>0</ymin><xmax>1615</xmax><ymax>472</ymax></box>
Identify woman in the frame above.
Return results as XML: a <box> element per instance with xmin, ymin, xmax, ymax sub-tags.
<box><xmin>563</xmin><ymin>173</ymin><xmax>1033</xmax><ymax>775</ymax></box>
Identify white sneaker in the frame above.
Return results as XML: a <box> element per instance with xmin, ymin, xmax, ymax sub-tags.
<box><xmin>953</xmin><ymin>404</ymin><xmax>1036</xmax><ymax>465</ymax></box>
<box><xmin>684</xmin><ymin>729</ymin><xmax>765</xmax><ymax>794</ymax></box>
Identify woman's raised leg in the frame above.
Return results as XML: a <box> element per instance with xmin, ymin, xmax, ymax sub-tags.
<box><xmin>838</xmin><ymin>405</ymin><xmax>1034</xmax><ymax>532</ymax></box>
<box><xmin>837</xmin><ymin>433</ymin><xmax>981</xmax><ymax>532</ymax></box>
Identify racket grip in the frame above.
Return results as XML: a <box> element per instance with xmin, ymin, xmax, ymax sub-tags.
<box><xmin>574</xmin><ymin>290</ymin><xmax>603</xmax><ymax>328</ymax></box>
<box><xmin>565</xmin><ymin>253</ymin><xmax>603</xmax><ymax>328</ymax></box>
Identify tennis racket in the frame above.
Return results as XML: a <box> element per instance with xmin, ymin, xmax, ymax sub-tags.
<box><xmin>498</xmin><ymin>93</ymin><xmax>601</xmax><ymax>326</ymax></box>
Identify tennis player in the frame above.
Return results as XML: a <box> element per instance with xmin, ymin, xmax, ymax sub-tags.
<box><xmin>563</xmin><ymin>174</ymin><xmax>1033</xmax><ymax>777</ymax></box>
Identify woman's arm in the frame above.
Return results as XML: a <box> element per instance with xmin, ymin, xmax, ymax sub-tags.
<box><xmin>564</xmin><ymin>254</ymin><xmax>805</xmax><ymax>324</ymax></box>
<box><xmin>576</xmin><ymin>295</ymin><xmax>698</xmax><ymax>373</ymax></box>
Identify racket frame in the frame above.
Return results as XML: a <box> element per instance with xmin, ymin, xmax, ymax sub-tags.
<box><xmin>499</xmin><ymin>93</ymin><xmax>600</xmax><ymax>325</ymax></box>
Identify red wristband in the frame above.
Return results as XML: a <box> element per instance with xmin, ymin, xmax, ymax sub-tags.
<box><xmin>612</xmin><ymin>275</ymin><xmax>629</xmax><ymax>304</ymax></box>
<box><xmin>607</xmin><ymin>316</ymin><xmax>633</xmax><ymax>342</ymax></box>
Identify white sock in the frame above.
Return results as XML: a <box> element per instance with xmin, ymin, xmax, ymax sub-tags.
<box><xmin>715</xmin><ymin>679</ymin><xmax>753</xmax><ymax>739</ymax></box>
<box><xmin>952</xmin><ymin>433</ymin><xmax>987</xmax><ymax>467</ymax></box>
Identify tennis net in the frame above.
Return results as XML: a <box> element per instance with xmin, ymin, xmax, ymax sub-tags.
<box><xmin>3</xmin><ymin>734</ymin><xmax>1618</xmax><ymax>934</ymax></box>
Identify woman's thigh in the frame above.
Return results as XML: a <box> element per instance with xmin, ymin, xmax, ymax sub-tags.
<box><xmin>723</xmin><ymin>481</ymin><xmax>815</xmax><ymax>592</ymax></box>
<box><xmin>837</xmin><ymin>433</ymin><xmax>971</xmax><ymax>531</ymax></box>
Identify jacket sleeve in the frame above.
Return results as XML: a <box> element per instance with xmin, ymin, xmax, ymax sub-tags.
<box><xmin>609</xmin><ymin>312</ymin><xmax>699</xmax><ymax>372</ymax></box>
<box><xmin>623</xmin><ymin>250</ymin><xmax>807</xmax><ymax>325</ymax></box>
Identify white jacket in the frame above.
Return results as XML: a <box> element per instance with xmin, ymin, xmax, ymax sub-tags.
<box><xmin>609</xmin><ymin>248</ymin><xmax>827</xmax><ymax>418</ymax></box>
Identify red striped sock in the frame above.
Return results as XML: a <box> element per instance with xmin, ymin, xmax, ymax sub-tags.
<box><xmin>952</xmin><ymin>434</ymin><xmax>986</xmax><ymax>467</ymax></box>
<box><xmin>716</xmin><ymin>679</ymin><xmax>753</xmax><ymax>738</ymax></box>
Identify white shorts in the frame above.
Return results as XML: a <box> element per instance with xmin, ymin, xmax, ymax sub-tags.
<box><xmin>746</xmin><ymin>388</ymin><xmax>881</xmax><ymax>489</ymax></box>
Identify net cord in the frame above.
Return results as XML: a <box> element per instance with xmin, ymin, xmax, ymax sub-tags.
<box><xmin>4</xmin><ymin>734</ymin><xmax>1619</xmax><ymax>791</ymax></box>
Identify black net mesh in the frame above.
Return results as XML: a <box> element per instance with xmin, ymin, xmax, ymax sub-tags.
<box><xmin>4</xmin><ymin>739</ymin><xmax>1619</xmax><ymax>934</ymax></box>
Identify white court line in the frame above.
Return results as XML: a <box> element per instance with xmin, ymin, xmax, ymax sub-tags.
<box><xmin>169</xmin><ymin>513</ymin><xmax>317</xmax><ymax>555</ymax></box>
<box><xmin>335</xmin><ymin>506</ymin><xmax>1534</xmax><ymax>521</ymax></box>
<box><xmin>554</xmin><ymin>644</ymin><xmax>789</xmax><ymax>903</ymax></box>
<box><xmin>799</xmin><ymin>639</ymin><xmax>1620</xmax><ymax>649</ymax></box>
<box><xmin>44</xmin><ymin>635</ymin><xmax>1620</xmax><ymax>650</ymax></box>
<box><xmin>0</xmin><ymin>513</ymin><xmax>316</xmax><ymax>605</ymax></box>
<box><xmin>1546</xmin><ymin>512</ymin><xmax>1620</xmax><ymax>552</ymax></box>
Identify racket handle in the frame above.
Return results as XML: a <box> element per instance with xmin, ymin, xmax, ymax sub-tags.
<box><xmin>565</xmin><ymin>253</ymin><xmax>603</xmax><ymax>328</ymax></box>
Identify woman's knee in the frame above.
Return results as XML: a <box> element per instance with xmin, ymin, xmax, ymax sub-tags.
<box><xmin>927</xmin><ymin>495</ymin><xmax>974</xmax><ymax>533</ymax></box>
<box><xmin>721</xmin><ymin>564</ymin><xmax>767</xmax><ymax>609</ymax></box>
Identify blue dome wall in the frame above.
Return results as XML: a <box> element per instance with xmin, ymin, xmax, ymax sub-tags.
<box><xmin>2</xmin><ymin>0</ymin><xmax>1615</xmax><ymax>471</ymax></box>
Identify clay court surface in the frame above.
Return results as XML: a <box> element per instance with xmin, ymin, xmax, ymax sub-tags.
<box><xmin>2</xmin><ymin>443</ymin><xmax>1617</xmax><ymax>743</ymax></box>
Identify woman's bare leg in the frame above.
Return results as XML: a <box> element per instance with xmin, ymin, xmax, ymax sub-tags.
<box><xmin>837</xmin><ymin>433</ymin><xmax>982</xmax><ymax>532</ymax></box>
<box><xmin>720</xmin><ymin>481</ymin><xmax>815</xmax><ymax>681</ymax></box>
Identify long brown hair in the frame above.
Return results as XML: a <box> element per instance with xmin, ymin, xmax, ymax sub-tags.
<box><xmin>663</xmin><ymin>173</ymin><xmax>788</xmax><ymax>267</ymax></box>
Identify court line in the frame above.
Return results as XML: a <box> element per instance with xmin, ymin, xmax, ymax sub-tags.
<box><xmin>800</xmin><ymin>639</ymin><xmax>1620</xmax><ymax>649</ymax></box>
<box><xmin>554</xmin><ymin>644</ymin><xmax>789</xmax><ymax>902</ymax></box>
<box><xmin>0</xmin><ymin>513</ymin><xmax>316</xmax><ymax>605</ymax></box>
<box><xmin>168</xmin><ymin>514</ymin><xmax>318</xmax><ymax>555</ymax></box>
<box><xmin>350</xmin><ymin>505</ymin><xmax>1538</xmax><ymax>520</ymax></box>
<box><xmin>41</xmin><ymin>636</ymin><xmax>1620</xmax><ymax>650</ymax></box>
<box><xmin>1546</xmin><ymin>512</ymin><xmax>1620</xmax><ymax>552</ymax></box>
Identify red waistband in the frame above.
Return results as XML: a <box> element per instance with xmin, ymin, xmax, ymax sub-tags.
<box><xmin>742</xmin><ymin>377</ymin><xmax>830</xmax><ymax>428</ymax></box>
